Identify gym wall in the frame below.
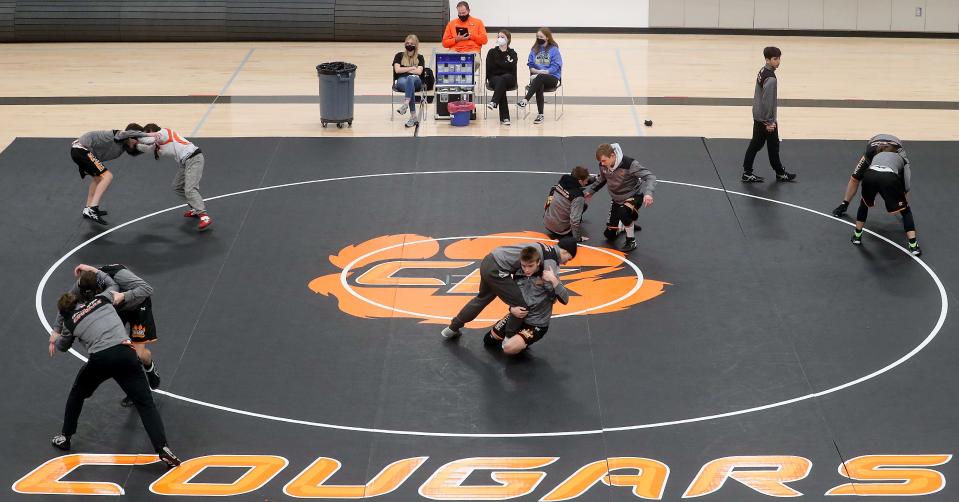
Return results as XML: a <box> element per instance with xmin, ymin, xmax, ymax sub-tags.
<box><xmin>649</xmin><ymin>0</ymin><xmax>958</xmax><ymax>33</ymax></box>
<box><xmin>453</xmin><ymin>0</ymin><xmax>959</xmax><ymax>34</ymax></box>
<box><xmin>0</xmin><ymin>0</ymin><xmax>449</xmax><ymax>42</ymax></box>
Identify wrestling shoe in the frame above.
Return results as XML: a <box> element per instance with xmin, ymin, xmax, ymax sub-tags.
<box><xmin>909</xmin><ymin>241</ymin><xmax>922</xmax><ymax>257</ymax></box>
<box><xmin>158</xmin><ymin>446</ymin><xmax>182</xmax><ymax>468</ymax></box>
<box><xmin>441</xmin><ymin>327</ymin><xmax>461</xmax><ymax>339</ymax></box>
<box><xmin>775</xmin><ymin>171</ymin><xmax>797</xmax><ymax>182</ymax></box>
<box><xmin>851</xmin><ymin>230</ymin><xmax>863</xmax><ymax>245</ymax></box>
<box><xmin>622</xmin><ymin>237</ymin><xmax>637</xmax><ymax>252</ymax></box>
<box><xmin>121</xmin><ymin>396</ymin><xmax>135</xmax><ymax>408</ymax></box>
<box><xmin>183</xmin><ymin>209</ymin><xmax>200</xmax><ymax>218</ymax></box>
<box><xmin>197</xmin><ymin>214</ymin><xmax>213</xmax><ymax>231</ymax></box>
<box><xmin>51</xmin><ymin>434</ymin><xmax>71</xmax><ymax>451</ymax></box>
<box><xmin>82</xmin><ymin>207</ymin><xmax>108</xmax><ymax>225</ymax></box>
<box><xmin>741</xmin><ymin>172</ymin><xmax>765</xmax><ymax>183</ymax></box>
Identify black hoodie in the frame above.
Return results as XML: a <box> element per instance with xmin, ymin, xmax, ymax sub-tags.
<box><xmin>486</xmin><ymin>46</ymin><xmax>518</xmax><ymax>83</ymax></box>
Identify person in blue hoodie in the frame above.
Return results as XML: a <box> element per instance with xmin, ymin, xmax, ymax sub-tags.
<box><xmin>518</xmin><ymin>27</ymin><xmax>562</xmax><ymax>125</ymax></box>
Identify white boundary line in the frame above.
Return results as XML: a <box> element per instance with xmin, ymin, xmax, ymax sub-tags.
<box><xmin>35</xmin><ymin>170</ymin><xmax>948</xmax><ymax>438</ymax></box>
<box><xmin>338</xmin><ymin>235</ymin><xmax>643</xmax><ymax>322</ymax></box>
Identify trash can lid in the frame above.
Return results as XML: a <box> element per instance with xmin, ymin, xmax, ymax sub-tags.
<box><xmin>316</xmin><ymin>62</ymin><xmax>357</xmax><ymax>75</ymax></box>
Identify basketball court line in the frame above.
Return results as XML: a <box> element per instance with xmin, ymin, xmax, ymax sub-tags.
<box><xmin>191</xmin><ymin>47</ymin><xmax>255</xmax><ymax>137</ymax></box>
<box><xmin>615</xmin><ymin>48</ymin><xmax>645</xmax><ymax>137</ymax></box>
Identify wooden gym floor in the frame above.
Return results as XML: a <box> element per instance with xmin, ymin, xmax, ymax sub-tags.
<box><xmin>0</xmin><ymin>33</ymin><xmax>957</xmax><ymax>152</ymax></box>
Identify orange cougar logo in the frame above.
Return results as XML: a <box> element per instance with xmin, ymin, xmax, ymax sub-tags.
<box><xmin>309</xmin><ymin>232</ymin><xmax>668</xmax><ymax>328</ymax></box>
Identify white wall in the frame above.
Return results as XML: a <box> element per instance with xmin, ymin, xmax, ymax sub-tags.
<box><xmin>649</xmin><ymin>0</ymin><xmax>959</xmax><ymax>32</ymax></box>
<box><xmin>447</xmin><ymin>0</ymin><xmax>650</xmax><ymax>28</ymax></box>
<box><xmin>452</xmin><ymin>0</ymin><xmax>959</xmax><ymax>33</ymax></box>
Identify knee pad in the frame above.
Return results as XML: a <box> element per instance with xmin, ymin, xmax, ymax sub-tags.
<box><xmin>901</xmin><ymin>207</ymin><xmax>916</xmax><ymax>233</ymax></box>
<box><xmin>617</xmin><ymin>200</ymin><xmax>638</xmax><ymax>225</ymax></box>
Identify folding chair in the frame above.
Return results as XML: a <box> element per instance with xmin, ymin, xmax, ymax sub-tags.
<box><xmin>542</xmin><ymin>79</ymin><xmax>565</xmax><ymax>120</ymax></box>
<box><xmin>522</xmin><ymin>76</ymin><xmax>565</xmax><ymax>121</ymax></box>
<box><xmin>482</xmin><ymin>77</ymin><xmax>520</xmax><ymax>120</ymax></box>
<box><xmin>390</xmin><ymin>72</ymin><xmax>429</xmax><ymax>123</ymax></box>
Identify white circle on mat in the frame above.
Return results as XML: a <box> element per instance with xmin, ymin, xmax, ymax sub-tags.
<box><xmin>35</xmin><ymin>170</ymin><xmax>948</xmax><ymax>438</ymax></box>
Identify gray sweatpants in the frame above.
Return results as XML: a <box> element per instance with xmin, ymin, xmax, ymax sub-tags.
<box><xmin>174</xmin><ymin>153</ymin><xmax>205</xmax><ymax>212</ymax></box>
<box><xmin>449</xmin><ymin>254</ymin><xmax>527</xmax><ymax>332</ymax></box>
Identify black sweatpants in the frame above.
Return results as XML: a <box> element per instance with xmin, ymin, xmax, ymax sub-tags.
<box><xmin>742</xmin><ymin>120</ymin><xmax>784</xmax><ymax>174</ymax></box>
<box><xmin>525</xmin><ymin>75</ymin><xmax>560</xmax><ymax>114</ymax></box>
<box><xmin>449</xmin><ymin>254</ymin><xmax>527</xmax><ymax>332</ymax></box>
<box><xmin>488</xmin><ymin>74</ymin><xmax>516</xmax><ymax>121</ymax></box>
<box><xmin>61</xmin><ymin>343</ymin><xmax>168</xmax><ymax>452</ymax></box>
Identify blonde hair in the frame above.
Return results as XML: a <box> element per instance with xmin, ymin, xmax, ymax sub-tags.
<box><xmin>402</xmin><ymin>34</ymin><xmax>420</xmax><ymax>67</ymax></box>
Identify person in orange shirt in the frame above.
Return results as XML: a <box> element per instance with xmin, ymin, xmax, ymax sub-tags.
<box><xmin>442</xmin><ymin>1</ymin><xmax>487</xmax><ymax>54</ymax></box>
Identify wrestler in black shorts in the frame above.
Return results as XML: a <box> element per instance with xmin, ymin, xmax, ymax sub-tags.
<box><xmin>70</xmin><ymin>145</ymin><xmax>107</xmax><ymax>179</ymax></box>
<box><xmin>118</xmin><ymin>297</ymin><xmax>158</xmax><ymax>344</ymax></box>
<box><xmin>860</xmin><ymin>170</ymin><xmax>907</xmax><ymax>214</ymax></box>
<box><xmin>483</xmin><ymin>313</ymin><xmax>548</xmax><ymax>348</ymax></box>
<box><xmin>847</xmin><ymin>146</ymin><xmax>921</xmax><ymax>255</ymax></box>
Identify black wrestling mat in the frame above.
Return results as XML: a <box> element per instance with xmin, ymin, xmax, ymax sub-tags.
<box><xmin>2</xmin><ymin>136</ymin><xmax>957</xmax><ymax>501</ymax></box>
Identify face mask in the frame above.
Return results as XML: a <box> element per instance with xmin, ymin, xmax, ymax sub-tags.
<box><xmin>496</xmin><ymin>37</ymin><xmax>507</xmax><ymax>47</ymax></box>
<box><xmin>536</xmin><ymin>38</ymin><xmax>547</xmax><ymax>45</ymax></box>
<box><xmin>405</xmin><ymin>44</ymin><xmax>416</xmax><ymax>52</ymax></box>
<box><xmin>458</xmin><ymin>14</ymin><xmax>469</xmax><ymax>22</ymax></box>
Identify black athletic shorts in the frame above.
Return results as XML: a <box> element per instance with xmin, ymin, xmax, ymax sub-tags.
<box><xmin>118</xmin><ymin>297</ymin><xmax>158</xmax><ymax>343</ymax></box>
<box><xmin>491</xmin><ymin>314</ymin><xmax>548</xmax><ymax>346</ymax></box>
<box><xmin>71</xmin><ymin>147</ymin><xmax>108</xmax><ymax>179</ymax></box>
<box><xmin>861</xmin><ymin>170</ymin><xmax>908</xmax><ymax>213</ymax></box>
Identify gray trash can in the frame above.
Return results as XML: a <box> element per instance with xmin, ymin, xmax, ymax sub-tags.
<box><xmin>316</xmin><ymin>62</ymin><xmax>357</xmax><ymax>128</ymax></box>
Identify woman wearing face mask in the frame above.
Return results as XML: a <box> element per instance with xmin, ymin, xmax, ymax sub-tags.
<box><xmin>485</xmin><ymin>30</ymin><xmax>518</xmax><ymax>125</ymax></box>
<box><xmin>519</xmin><ymin>28</ymin><xmax>563</xmax><ymax>125</ymax></box>
<box><xmin>393</xmin><ymin>34</ymin><xmax>426</xmax><ymax>128</ymax></box>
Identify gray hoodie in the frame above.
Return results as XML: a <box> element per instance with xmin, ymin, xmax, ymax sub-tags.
<box><xmin>76</xmin><ymin>129</ymin><xmax>148</xmax><ymax>162</ymax></box>
<box><xmin>490</xmin><ymin>243</ymin><xmax>561</xmax><ymax>275</ymax></box>
<box><xmin>585</xmin><ymin>143</ymin><xmax>657</xmax><ymax>204</ymax></box>
<box><xmin>752</xmin><ymin>64</ymin><xmax>777</xmax><ymax>123</ymax></box>
<box><xmin>55</xmin><ymin>294</ymin><xmax>131</xmax><ymax>354</ymax></box>
<box><xmin>52</xmin><ymin>270</ymin><xmax>119</xmax><ymax>337</ymax></box>
<box><xmin>515</xmin><ymin>271</ymin><xmax>569</xmax><ymax>327</ymax></box>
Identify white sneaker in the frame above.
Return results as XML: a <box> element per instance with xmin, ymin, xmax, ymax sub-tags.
<box><xmin>441</xmin><ymin>327</ymin><xmax>461</xmax><ymax>339</ymax></box>
<box><xmin>396</xmin><ymin>103</ymin><xmax>409</xmax><ymax>115</ymax></box>
<box><xmin>517</xmin><ymin>98</ymin><xmax>528</xmax><ymax>108</ymax></box>
<box><xmin>501</xmin><ymin>118</ymin><xmax>510</xmax><ymax>126</ymax></box>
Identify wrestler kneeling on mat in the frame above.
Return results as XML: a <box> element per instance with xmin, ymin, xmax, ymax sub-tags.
<box><xmin>484</xmin><ymin>245</ymin><xmax>569</xmax><ymax>355</ymax></box>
